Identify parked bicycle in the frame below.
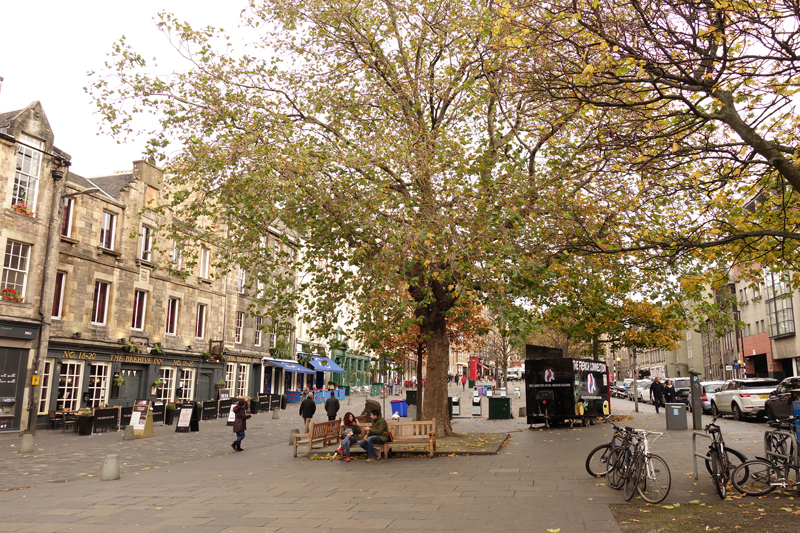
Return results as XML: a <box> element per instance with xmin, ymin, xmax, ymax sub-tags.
<box><xmin>703</xmin><ymin>416</ymin><xmax>748</xmax><ymax>498</ymax></box>
<box><xmin>623</xmin><ymin>429</ymin><xmax>671</xmax><ymax>503</ymax></box>
<box><xmin>585</xmin><ymin>417</ymin><xmax>631</xmax><ymax>478</ymax></box>
<box><xmin>732</xmin><ymin>416</ymin><xmax>799</xmax><ymax>496</ymax></box>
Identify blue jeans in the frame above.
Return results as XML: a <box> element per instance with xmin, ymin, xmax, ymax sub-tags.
<box><xmin>359</xmin><ymin>436</ymin><xmax>383</xmax><ymax>458</ymax></box>
<box><xmin>341</xmin><ymin>435</ymin><xmax>356</xmax><ymax>455</ymax></box>
<box><xmin>234</xmin><ymin>430</ymin><xmax>245</xmax><ymax>446</ymax></box>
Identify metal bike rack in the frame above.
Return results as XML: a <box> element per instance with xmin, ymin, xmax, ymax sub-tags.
<box><xmin>764</xmin><ymin>428</ymin><xmax>800</xmax><ymax>466</ymax></box>
<box><xmin>691</xmin><ymin>431</ymin><xmax>712</xmax><ymax>480</ymax></box>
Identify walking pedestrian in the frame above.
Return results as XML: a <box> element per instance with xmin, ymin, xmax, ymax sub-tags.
<box><xmin>360</xmin><ymin>398</ymin><xmax>381</xmax><ymax>418</ymax></box>
<box><xmin>333</xmin><ymin>412</ymin><xmax>362</xmax><ymax>462</ymax></box>
<box><xmin>359</xmin><ymin>409</ymin><xmax>389</xmax><ymax>463</ymax></box>
<box><xmin>461</xmin><ymin>375</ymin><xmax>467</xmax><ymax>391</ymax></box>
<box><xmin>299</xmin><ymin>393</ymin><xmax>316</xmax><ymax>433</ymax></box>
<box><xmin>663</xmin><ymin>380</ymin><xmax>677</xmax><ymax>404</ymax></box>
<box><xmin>325</xmin><ymin>392</ymin><xmax>340</xmax><ymax>421</ymax></box>
<box><xmin>649</xmin><ymin>377</ymin><xmax>665</xmax><ymax>414</ymax></box>
<box><xmin>231</xmin><ymin>399</ymin><xmax>251</xmax><ymax>451</ymax></box>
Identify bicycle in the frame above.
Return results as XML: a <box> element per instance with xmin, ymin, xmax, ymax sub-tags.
<box><xmin>585</xmin><ymin>417</ymin><xmax>630</xmax><ymax>478</ymax></box>
<box><xmin>623</xmin><ymin>429</ymin><xmax>671</xmax><ymax>503</ymax></box>
<box><xmin>732</xmin><ymin>416</ymin><xmax>799</xmax><ymax>496</ymax></box>
<box><xmin>703</xmin><ymin>416</ymin><xmax>748</xmax><ymax>498</ymax></box>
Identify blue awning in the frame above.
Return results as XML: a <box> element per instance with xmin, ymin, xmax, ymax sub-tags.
<box><xmin>309</xmin><ymin>356</ymin><xmax>345</xmax><ymax>373</ymax></box>
<box><xmin>267</xmin><ymin>360</ymin><xmax>315</xmax><ymax>374</ymax></box>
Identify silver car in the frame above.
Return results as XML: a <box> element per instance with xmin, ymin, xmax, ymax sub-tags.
<box><xmin>688</xmin><ymin>380</ymin><xmax>726</xmax><ymax>413</ymax></box>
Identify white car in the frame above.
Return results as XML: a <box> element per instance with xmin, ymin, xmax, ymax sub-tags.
<box><xmin>711</xmin><ymin>378</ymin><xmax>779</xmax><ymax>420</ymax></box>
<box><xmin>627</xmin><ymin>380</ymin><xmax>652</xmax><ymax>403</ymax></box>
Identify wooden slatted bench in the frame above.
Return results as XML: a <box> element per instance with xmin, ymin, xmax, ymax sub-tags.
<box><xmin>293</xmin><ymin>418</ymin><xmax>341</xmax><ymax>457</ymax></box>
<box><xmin>361</xmin><ymin>420</ymin><xmax>436</xmax><ymax>458</ymax></box>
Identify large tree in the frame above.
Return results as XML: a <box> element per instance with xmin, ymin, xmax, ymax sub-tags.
<box><xmin>90</xmin><ymin>0</ymin><xmax>576</xmax><ymax>435</ymax></box>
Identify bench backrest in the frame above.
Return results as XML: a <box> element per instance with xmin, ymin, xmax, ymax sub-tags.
<box><xmin>311</xmin><ymin>419</ymin><xmax>340</xmax><ymax>439</ymax></box>
<box><xmin>362</xmin><ymin>420</ymin><xmax>436</xmax><ymax>437</ymax></box>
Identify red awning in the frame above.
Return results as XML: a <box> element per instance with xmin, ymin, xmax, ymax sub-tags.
<box><xmin>479</xmin><ymin>363</ymin><xmax>491</xmax><ymax>370</ymax></box>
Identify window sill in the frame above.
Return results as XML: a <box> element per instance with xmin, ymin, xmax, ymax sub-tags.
<box><xmin>135</xmin><ymin>259</ymin><xmax>155</xmax><ymax>268</ymax></box>
<box><xmin>199</xmin><ymin>278</ymin><xmax>213</xmax><ymax>285</ymax></box>
<box><xmin>98</xmin><ymin>247</ymin><xmax>122</xmax><ymax>258</ymax></box>
<box><xmin>60</xmin><ymin>236</ymin><xmax>79</xmax><ymax>245</ymax></box>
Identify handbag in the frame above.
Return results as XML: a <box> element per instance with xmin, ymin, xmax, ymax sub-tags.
<box><xmin>385</xmin><ymin>431</ymin><xmax>394</xmax><ymax>443</ymax></box>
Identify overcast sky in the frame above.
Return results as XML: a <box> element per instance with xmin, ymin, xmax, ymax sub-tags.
<box><xmin>0</xmin><ymin>1</ymin><xmax>247</xmax><ymax>177</ymax></box>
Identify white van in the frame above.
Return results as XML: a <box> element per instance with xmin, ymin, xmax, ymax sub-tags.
<box><xmin>507</xmin><ymin>368</ymin><xmax>524</xmax><ymax>381</ymax></box>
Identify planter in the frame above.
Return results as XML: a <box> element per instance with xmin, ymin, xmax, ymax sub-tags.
<box><xmin>250</xmin><ymin>400</ymin><xmax>259</xmax><ymax>415</ymax></box>
<box><xmin>12</xmin><ymin>208</ymin><xmax>32</xmax><ymax>216</ymax></box>
<box><xmin>165</xmin><ymin>408</ymin><xmax>175</xmax><ymax>425</ymax></box>
<box><xmin>281</xmin><ymin>396</ymin><xmax>287</xmax><ymax>410</ymax></box>
<box><xmin>77</xmin><ymin>416</ymin><xmax>94</xmax><ymax>435</ymax></box>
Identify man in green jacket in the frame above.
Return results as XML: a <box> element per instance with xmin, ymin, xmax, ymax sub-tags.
<box><xmin>359</xmin><ymin>409</ymin><xmax>389</xmax><ymax>462</ymax></box>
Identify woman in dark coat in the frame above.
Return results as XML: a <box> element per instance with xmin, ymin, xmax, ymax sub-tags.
<box><xmin>232</xmin><ymin>399</ymin><xmax>251</xmax><ymax>451</ymax></box>
<box><xmin>663</xmin><ymin>380</ymin><xmax>677</xmax><ymax>404</ymax></box>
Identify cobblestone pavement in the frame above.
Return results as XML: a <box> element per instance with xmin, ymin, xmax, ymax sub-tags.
<box><xmin>0</xmin><ymin>388</ymin><xmax>780</xmax><ymax>532</ymax></box>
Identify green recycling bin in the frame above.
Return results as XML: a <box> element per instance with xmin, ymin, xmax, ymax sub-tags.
<box><xmin>487</xmin><ymin>397</ymin><xmax>513</xmax><ymax>420</ymax></box>
<box><xmin>406</xmin><ymin>389</ymin><xmax>417</xmax><ymax>405</ymax></box>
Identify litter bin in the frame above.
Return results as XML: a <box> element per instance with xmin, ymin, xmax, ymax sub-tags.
<box><xmin>406</xmin><ymin>390</ymin><xmax>417</xmax><ymax>405</ymax></box>
<box><xmin>665</xmin><ymin>403</ymin><xmax>687</xmax><ymax>430</ymax></box>
<box><xmin>488</xmin><ymin>397</ymin><xmax>513</xmax><ymax>420</ymax></box>
<box><xmin>390</xmin><ymin>399</ymin><xmax>408</xmax><ymax>417</ymax></box>
<box><xmin>447</xmin><ymin>397</ymin><xmax>453</xmax><ymax>420</ymax></box>
<box><xmin>451</xmin><ymin>396</ymin><xmax>461</xmax><ymax>416</ymax></box>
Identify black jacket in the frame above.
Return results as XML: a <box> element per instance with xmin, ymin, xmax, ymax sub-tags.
<box><xmin>299</xmin><ymin>397</ymin><xmax>316</xmax><ymax>418</ymax></box>
<box><xmin>650</xmin><ymin>382</ymin><xmax>665</xmax><ymax>399</ymax></box>
<box><xmin>325</xmin><ymin>397</ymin><xmax>340</xmax><ymax>417</ymax></box>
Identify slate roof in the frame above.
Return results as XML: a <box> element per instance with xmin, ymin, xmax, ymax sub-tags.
<box><xmin>66</xmin><ymin>172</ymin><xmax>95</xmax><ymax>190</ymax></box>
<box><xmin>0</xmin><ymin>108</ymin><xmax>23</xmax><ymax>127</ymax></box>
<box><xmin>87</xmin><ymin>173</ymin><xmax>134</xmax><ymax>201</ymax></box>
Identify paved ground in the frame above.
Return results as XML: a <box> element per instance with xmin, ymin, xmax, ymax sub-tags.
<box><xmin>0</xmin><ymin>387</ymin><xmax>783</xmax><ymax>532</ymax></box>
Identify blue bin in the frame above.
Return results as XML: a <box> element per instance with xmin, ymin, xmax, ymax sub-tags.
<box><xmin>390</xmin><ymin>399</ymin><xmax>408</xmax><ymax>417</ymax></box>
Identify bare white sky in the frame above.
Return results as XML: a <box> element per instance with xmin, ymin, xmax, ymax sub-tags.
<box><xmin>0</xmin><ymin>1</ymin><xmax>247</xmax><ymax>177</ymax></box>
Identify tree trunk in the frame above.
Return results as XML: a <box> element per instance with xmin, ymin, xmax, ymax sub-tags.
<box><xmin>415</xmin><ymin>341</ymin><xmax>424</xmax><ymax>421</ymax></box>
<box><xmin>592</xmin><ymin>336</ymin><xmax>600</xmax><ymax>361</ymax></box>
<box><xmin>421</xmin><ymin>320</ymin><xmax>452</xmax><ymax>436</ymax></box>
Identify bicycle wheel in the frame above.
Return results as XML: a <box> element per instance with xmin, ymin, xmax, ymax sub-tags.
<box><xmin>623</xmin><ymin>454</ymin><xmax>643</xmax><ymax>501</ymax></box>
<box><xmin>766</xmin><ymin>432</ymin><xmax>794</xmax><ymax>462</ymax></box>
<box><xmin>586</xmin><ymin>443</ymin><xmax>613</xmax><ymax>477</ymax></box>
<box><xmin>705</xmin><ymin>447</ymin><xmax>747</xmax><ymax>478</ymax></box>
<box><xmin>637</xmin><ymin>454</ymin><xmax>672</xmax><ymax>504</ymax></box>
<box><xmin>607</xmin><ymin>447</ymin><xmax>627</xmax><ymax>490</ymax></box>
<box><xmin>732</xmin><ymin>460</ymin><xmax>780</xmax><ymax>496</ymax></box>
<box><xmin>710</xmin><ymin>449</ymin><xmax>726</xmax><ymax>499</ymax></box>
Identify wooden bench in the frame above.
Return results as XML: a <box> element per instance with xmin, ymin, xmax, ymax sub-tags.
<box><xmin>293</xmin><ymin>418</ymin><xmax>341</xmax><ymax>457</ymax></box>
<box><xmin>361</xmin><ymin>420</ymin><xmax>436</xmax><ymax>458</ymax></box>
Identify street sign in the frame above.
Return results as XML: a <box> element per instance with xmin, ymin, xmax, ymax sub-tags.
<box><xmin>725</xmin><ymin>365</ymin><xmax>733</xmax><ymax>371</ymax></box>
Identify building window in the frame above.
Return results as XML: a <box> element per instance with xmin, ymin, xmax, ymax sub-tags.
<box><xmin>2</xmin><ymin>240</ymin><xmax>30</xmax><ymax>296</ymax></box>
<box><xmin>12</xmin><ymin>133</ymin><xmax>43</xmax><ymax>211</ymax></box>
<box><xmin>199</xmin><ymin>247</ymin><xmax>210</xmax><ymax>278</ymax></box>
<box><xmin>225</xmin><ymin>363</ymin><xmax>236</xmax><ymax>389</ymax></box>
<box><xmin>237</xmin><ymin>364</ymin><xmax>250</xmax><ymax>397</ymax></box>
<box><xmin>91</xmin><ymin>281</ymin><xmax>110</xmax><ymax>325</ymax></box>
<box><xmin>235</xmin><ymin>311</ymin><xmax>244</xmax><ymax>343</ymax></box>
<box><xmin>195</xmin><ymin>304</ymin><xmax>207</xmax><ymax>339</ymax></box>
<box><xmin>171</xmin><ymin>242</ymin><xmax>182</xmax><ymax>270</ymax></box>
<box><xmin>237</xmin><ymin>268</ymin><xmax>246</xmax><ymax>294</ymax></box>
<box><xmin>256</xmin><ymin>274</ymin><xmax>264</xmax><ymax>299</ymax></box>
<box><xmin>166</xmin><ymin>297</ymin><xmax>180</xmax><ymax>335</ymax></box>
<box><xmin>158</xmin><ymin>367</ymin><xmax>176</xmax><ymax>402</ymax></box>
<box><xmin>178</xmin><ymin>369</ymin><xmax>195</xmax><ymax>401</ymax></box>
<box><xmin>87</xmin><ymin>363</ymin><xmax>110</xmax><ymax>408</ymax></box>
<box><xmin>52</xmin><ymin>271</ymin><xmax>66</xmax><ymax>318</ymax></box>
<box><xmin>100</xmin><ymin>211</ymin><xmax>116</xmax><ymax>249</ymax></box>
<box><xmin>766</xmin><ymin>272</ymin><xmax>795</xmax><ymax>338</ymax></box>
<box><xmin>139</xmin><ymin>226</ymin><xmax>153</xmax><ymax>262</ymax></box>
<box><xmin>57</xmin><ymin>362</ymin><xmax>83</xmax><ymax>411</ymax></box>
<box><xmin>131</xmin><ymin>290</ymin><xmax>147</xmax><ymax>330</ymax></box>
<box><xmin>687</xmin><ymin>346</ymin><xmax>693</xmax><ymax>359</ymax></box>
<box><xmin>38</xmin><ymin>359</ymin><xmax>54</xmax><ymax>415</ymax></box>
<box><xmin>61</xmin><ymin>197</ymin><xmax>74</xmax><ymax>237</ymax></box>
<box><xmin>254</xmin><ymin>317</ymin><xmax>262</xmax><ymax>347</ymax></box>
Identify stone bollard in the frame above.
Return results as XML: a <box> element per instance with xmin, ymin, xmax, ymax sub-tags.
<box><xmin>518</xmin><ymin>406</ymin><xmax>526</xmax><ymax>418</ymax></box>
<box><xmin>289</xmin><ymin>428</ymin><xmax>299</xmax><ymax>445</ymax></box>
<box><xmin>123</xmin><ymin>425</ymin><xmax>135</xmax><ymax>441</ymax></box>
<box><xmin>20</xmin><ymin>434</ymin><xmax>33</xmax><ymax>454</ymax></box>
<box><xmin>347</xmin><ymin>395</ymin><xmax>352</xmax><ymax>405</ymax></box>
<box><xmin>101</xmin><ymin>454</ymin><xmax>120</xmax><ymax>481</ymax></box>
<box><xmin>272</xmin><ymin>409</ymin><xmax>280</xmax><ymax>420</ymax></box>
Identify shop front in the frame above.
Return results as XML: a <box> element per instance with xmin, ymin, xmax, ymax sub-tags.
<box><xmin>0</xmin><ymin>321</ymin><xmax>40</xmax><ymax>432</ymax></box>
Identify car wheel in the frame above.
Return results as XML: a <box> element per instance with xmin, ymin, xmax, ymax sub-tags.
<box><xmin>766</xmin><ymin>405</ymin><xmax>776</xmax><ymax>421</ymax></box>
<box><xmin>711</xmin><ymin>402</ymin><xmax>721</xmax><ymax>418</ymax></box>
<box><xmin>732</xmin><ymin>403</ymin><xmax>745</xmax><ymax>421</ymax></box>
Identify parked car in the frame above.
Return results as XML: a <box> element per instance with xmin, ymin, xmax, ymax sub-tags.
<box><xmin>711</xmin><ymin>378</ymin><xmax>780</xmax><ymax>420</ymax></box>
<box><xmin>764</xmin><ymin>376</ymin><xmax>800</xmax><ymax>421</ymax></box>
<box><xmin>622</xmin><ymin>378</ymin><xmax>634</xmax><ymax>390</ymax></box>
<box><xmin>671</xmin><ymin>377</ymin><xmax>692</xmax><ymax>405</ymax></box>
<box><xmin>628</xmin><ymin>380</ymin><xmax>652</xmax><ymax>403</ymax></box>
<box><xmin>687</xmin><ymin>380</ymin><xmax>726</xmax><ymax>413</ymax></box>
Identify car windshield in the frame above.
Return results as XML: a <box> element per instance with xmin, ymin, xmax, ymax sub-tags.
<box><xmin>741</xmin><ymin>381</ymin><xmax>777</xmax><ymax>389</ymax></box>
<box><xmin>703</xmin><ymin>384</ymin><xmax>721</xmax><ymax>392</ymax></box>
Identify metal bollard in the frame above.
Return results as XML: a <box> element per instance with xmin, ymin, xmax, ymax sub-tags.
<box><xmin>101</xmin><ymin>454</ymin><xmax>120</xmax><ymax>481</ymax></box>
<box><xmin>20</xmin><ymin>434</ymin><xmax>33</xmax><ymax>454</ymax></box>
